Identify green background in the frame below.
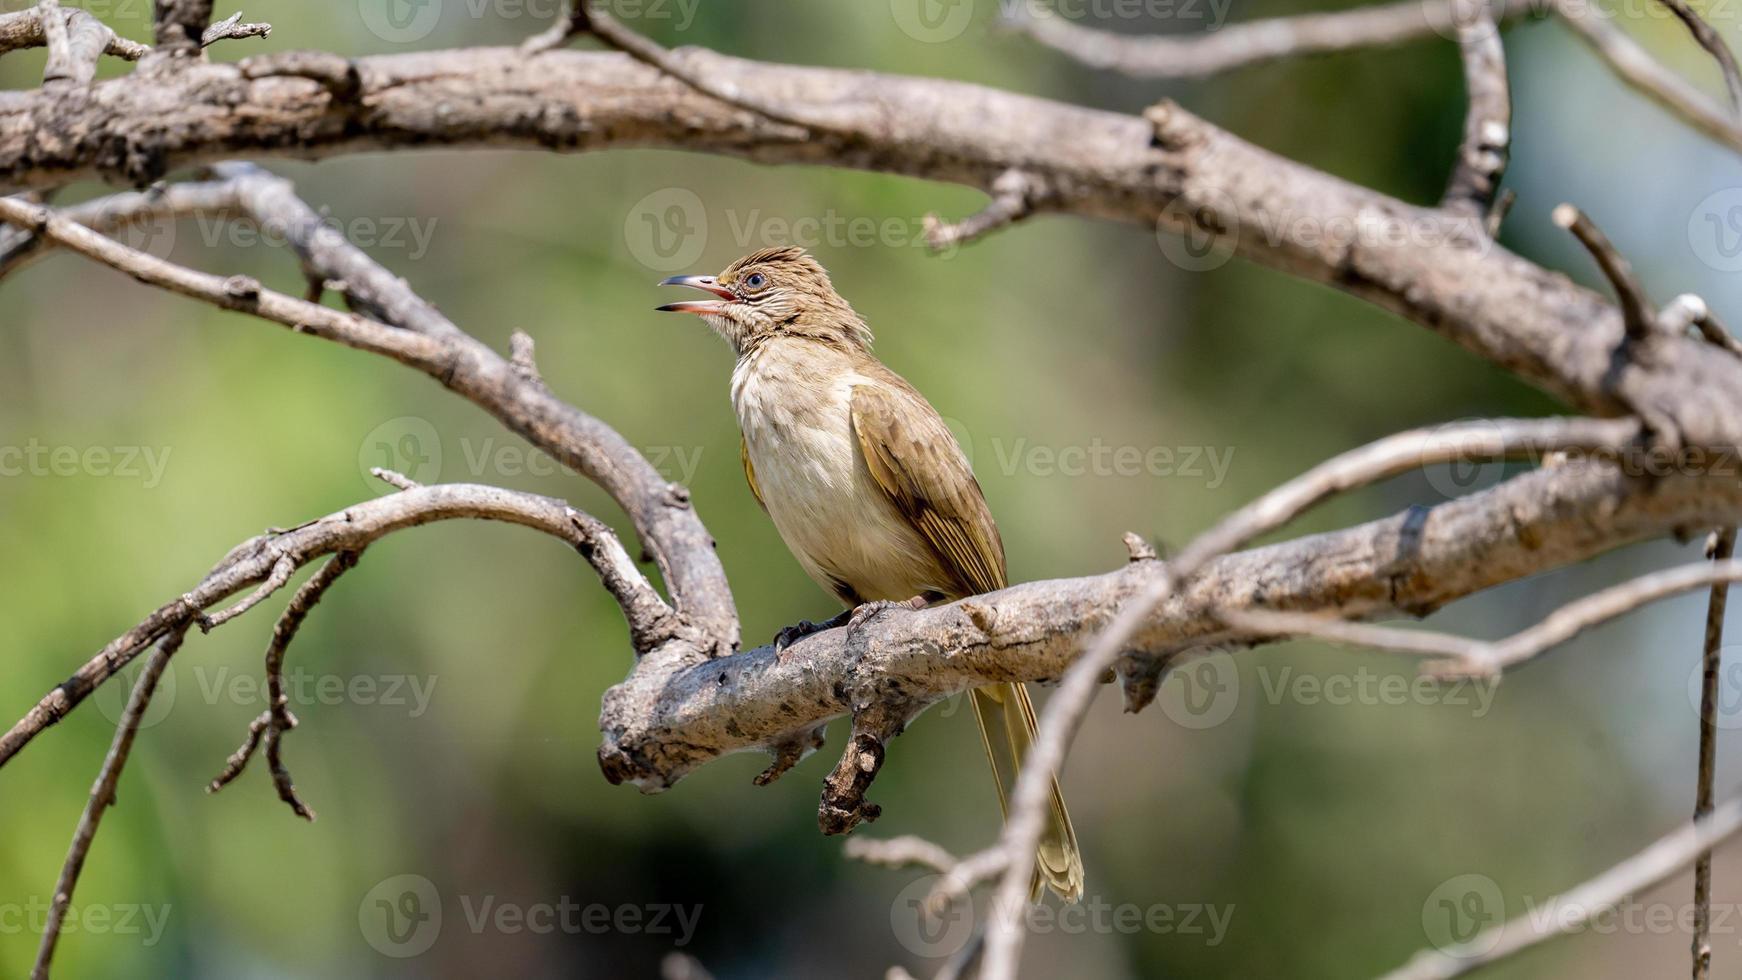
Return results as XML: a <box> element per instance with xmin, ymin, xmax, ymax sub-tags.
<box><xmin>3</xmin><ymin>0</ymin><xmax>1740</xmax><ymax>976</ymax></box>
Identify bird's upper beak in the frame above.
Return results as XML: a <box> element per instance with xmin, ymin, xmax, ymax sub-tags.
<box><xmin>656</xmin><ymin>275</ymin><xmax>736</xmax><ymax>315</ymax></box>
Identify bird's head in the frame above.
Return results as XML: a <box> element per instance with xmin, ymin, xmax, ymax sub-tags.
<box><xmin>656</xmin><ymin>246</ymin><xmax>873</xmax><ymax>356</ymax></box>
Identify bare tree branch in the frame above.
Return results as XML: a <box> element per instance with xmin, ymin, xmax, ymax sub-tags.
<box><xmin>1003</xmin><ymin>0</ymin><xmax>1544</xmax><ymax>79</ymax></box>
<box><xmin>923</xmin><ymin>169</ymin><xmax>1042</xmax><ymax>251</ymax></box>
<box><xmin>962</xmin><ymin>416</ymin><xmax>1640</xmax><ymax>978</ymax></box>
<box><xmin>0</xmin><ymin>2</ymin><xmax>147</xmax><ymax>64</ymax></box>
<box><xmin>1693</xmin><ymin>526</ymin><xmax>1733</xmax><ymax>980</ymax></box>
<box><xmin>1443</xmin><ymin>1</ymin><xmax>1512</xmax><ymax>222</ymax></box>
<box><xmin>1227</xmin><ymin>559</ymin><xmax>1742</xmax><ymax>676</ymax></box>
<box><xmin>0</xmin><ymin>483</ymin><xmax>664</xmax><ymax>769</ymax></box>
<box><xmin>152</xmin><ymin>0</ymin><xmax>211</xmax><ymax>55</ymax></box>
<box><xmin>1553</xmin><ymin>203</ymin><xmax>1656</xmax><ymax>343</ymax></box>
<box><xmin>0</xmin><ymin>176</ymin><xmax>738</xmax><ymax>654</ymax></box>
<box><xmin>1653</xmin><ymin>0</ymin><xmax>1742</xmax><ymax>111</ymax></box>
<box><xmin>1665</xmin><ymin>294</ymin><xmax>1742</xmax><ymax>359</ymax></box>
<box><xmin>1555</xmin><ymin>0</ymin><xmax>1742</xmax><ymax>154</ymax></box>
<box><xmin>204</xmin><ymin>550</ymin><xmax>363</xmax><ymax>821</ymax></box>
<box><xmin>1377</xmin><ymin>794</ymin><xmax>1742</xmax><ymax>979</ymax></box>
<box><xmin>29</xmin><ymin>627</ymin><xmax>186</xmax><ymax>980</ymax></box>
<box><xmin>199</xmin><ymin>11</ymin><xmax>269</xmax><ymax>48</ymax></box>
<box><xmin>6</xmin><ymin>47</ymin><xmax>1741</xmax><ymax>465</ymax></box>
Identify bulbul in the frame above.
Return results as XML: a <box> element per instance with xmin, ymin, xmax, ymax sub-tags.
<box><xmin>657</xmin><ymin>246</ymin><xmax>1084</xmax><ymax>903</ymax></box>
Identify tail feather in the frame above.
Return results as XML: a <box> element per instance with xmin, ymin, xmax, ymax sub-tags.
<box><xmin>969</xmin><ymin>683</ymin><xmax>1084</xmax><ymax>903</ymax></box>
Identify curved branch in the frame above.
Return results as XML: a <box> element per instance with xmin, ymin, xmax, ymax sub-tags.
<box><xmin>1556</xmin><ymin>0</ymin><xmax>1742</xmax><ymax>154</ymax></box>
<box><xmin>0</xmin><ymin>174</ymin><xmax>739</xmax><ymax>653</ymax></box>
<box><xmin>1003</xmin><ymin>0</ymin><xmax>1544</xmax><ymax>79</ymax></box>
<box><xmin>0</xmin><ymin>483</ymin><xmax>668</xmax><ymax>769</ymax></box>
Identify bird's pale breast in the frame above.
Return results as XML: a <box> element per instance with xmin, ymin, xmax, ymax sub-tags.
<box><xmin>731</xmin><ymin>340</ymin><xmax>947</xmax><ymax>605</ymax></box>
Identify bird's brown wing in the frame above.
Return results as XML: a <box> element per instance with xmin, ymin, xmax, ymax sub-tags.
<box><xmin>848</xmin><ymin>365</ymin><xmax>1006</xmax><ymax>598</ymax></box>
<box><xmin>740</xmin><ymin>434</ymin><xmax>766</xmax><ymax>513</ymax></box>
<box><xmin>850</xmin><ymin>367</ymin><xmax>1083</xmax><ymax>902</ymax></box>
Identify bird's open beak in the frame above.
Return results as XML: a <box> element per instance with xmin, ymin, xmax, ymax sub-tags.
<box><xmin>656</xmin><ymin>275</ymin><xmax>736</xmax><ymax>315</ymax></box>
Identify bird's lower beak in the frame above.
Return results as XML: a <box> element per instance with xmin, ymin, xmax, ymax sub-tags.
<box><xmin>656</xmin><ymin>275</ymin><xmax>736</xmax><ymax>314</ymax></box>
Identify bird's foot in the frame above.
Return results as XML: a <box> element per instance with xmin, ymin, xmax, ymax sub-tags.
<box><xmin>773</xmin><ymin>609</ymin><xmax>853</xmax><ymax>659</ymax></box>
<box><xmin>846</xmin><ymin>595</ymin><xmax>930</xmax><ymax>633</ymax></box>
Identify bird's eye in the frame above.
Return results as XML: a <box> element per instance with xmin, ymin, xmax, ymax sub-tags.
<box><xmin>744</xmin><ymin>273</ymin><xmax>767</xmax><ymax>289</ymax></box>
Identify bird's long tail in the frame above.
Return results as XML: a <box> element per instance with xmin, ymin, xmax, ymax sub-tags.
<box><xmin>970</xmin><ymin>682</ymin><xmax>1084</xmax><ymax>903</ymax></box>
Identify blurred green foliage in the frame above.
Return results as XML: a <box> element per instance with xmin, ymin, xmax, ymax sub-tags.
<box><xmin>3</xmin><ymin>1</ymin><xmax>1740</xmax><ymax>977</ymax></box>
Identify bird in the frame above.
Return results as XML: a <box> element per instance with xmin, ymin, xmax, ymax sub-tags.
<box><xmin>657</xmin><ymin>245</ymin><xmax>1083</xmax><ymax>903</ymax></box>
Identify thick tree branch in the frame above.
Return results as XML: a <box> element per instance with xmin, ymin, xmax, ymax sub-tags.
<box><xmin>5</xmin><ymin>48</ymin><xmax>1740</xmax><ymax>466</ymax></box>
<box><xmin>1443</xmin><ymin>1</ymin><xmax>1511</xmax><ymax>222</ymax></box>
<box><xmin>600</xmin><ymin>460</ymin><xmax>1742</xmax><ymax>793</ymax></box>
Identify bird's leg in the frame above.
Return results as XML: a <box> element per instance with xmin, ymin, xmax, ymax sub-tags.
<box><xmin>772</xmin><ymin>595</ymin><xmax>931</xmax><ymax>660</ymax></box>
<box><xmin>773</xmin><ymin>608</ymin><xmax>854</xmax><ymax>656</ymax></box>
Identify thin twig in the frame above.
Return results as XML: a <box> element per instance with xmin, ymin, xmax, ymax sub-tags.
<box><xmin>843</xmin><ymin>835</ymin><xmax>959</xmax><ymax>874</ymax></box>
<box><xmin>199</xmin><ymin>10</ymin><xmax>270</xmax><ymax>47</ymax></box>
<box><xmin>1552</xmin><ymin>203</ymin><xmax>1656</xmax><ymax>341</ymax></box>
<box><xmin>521</xmin><ymin>1</ymin><xmax>819</xmax><ymax>133</ymax></box>
<box><xmin>30</xmin><ymin>627</ymin><xmax>186</xmax><ymax>980</ymax></box>
<box><xmin>1004</xmin><ymin>0</ymin><xmax>1546</xmax><ymax>79</ymax></box>
<box><xmin>1443</xmin><ymin>0</ymin><xmax>1512</xmax><ymax>223</ymax></box>
<box><xmin>1664</xmin><ymin>294</ymin><xmax>1742</xmax><ymax>358</ymax></box>
<box><xmin>0</xmin><ymin>2</ymin><xmax>147</xmax><ymax>62</ymax></box>
<box><xmin>1694</xmin><ymin>527</ymin><xmax>1734</xmax><ymax>980</ymax></box>
<box><xmin>1</xmin><ymin>484</ymin><xmax>668</xmax><ymax>770</ymax></box>
<box><xmin>1169</xmin><ymin>415</ymin><xmax>1641</xmax><ymax>578</ymax></box>
<box><xmin>1227</xmin><ymin>560</ymin><xmax>1742</xmax><ymax>676</ymax></box>
<box><xmin>1377</xmin><ymin>794</ymin><xmax>1742</xmax><ymax>979</ymax></box>
<box><xmin>0</xmin><ymin>196</ymin><xmax>452</xmax><ymax>368</ymax></box>
<box><xmin>1653</xmin><ymin>0</ymin><xmax>1742</xmax><ymax>112</ymax></box>
<box><xmin>923</xmin><ymin>170</ymin><xmax>1042</xmax><ymax>252</ymax></box>
<box><xmin>1556</xmin><ymin>0</ymin><xmax>1742</xmax><ymax>154</ymax></box>
<box><xmin>258</xmin><ymin>550</ymin><xmax>362</xmax><ymax>820</ymax></box>
<box><xmin>200</xmin><ymin>553</ymin><xmax>294</xmax><ymax>630</ymax></box>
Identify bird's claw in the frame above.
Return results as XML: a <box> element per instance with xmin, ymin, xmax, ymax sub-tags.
<box><xmin>773</xmin><ymin>609</ymin><xmax>853</xmax><ymax>661</ymax></box>
<box><xmin>846</xmin><ymin>595</ymin><xmax>929</xmax><ymax>633</ymax></box>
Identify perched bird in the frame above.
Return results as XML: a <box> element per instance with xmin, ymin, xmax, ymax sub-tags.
<box><xmin>657</xmin><ymin>246</ymin><xmax>1083</xmax><ymax>903</ymax></box>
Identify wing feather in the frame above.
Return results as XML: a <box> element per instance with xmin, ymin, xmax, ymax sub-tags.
<box><xmin>849</xmin><ymin>368</ymin><xmax>1006</xmax><ymax>598</ymax></box>
<box><xmin>740</xmin><ymin>434</ymin><xmax>766</xmax><ymax>513</ymax></box>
